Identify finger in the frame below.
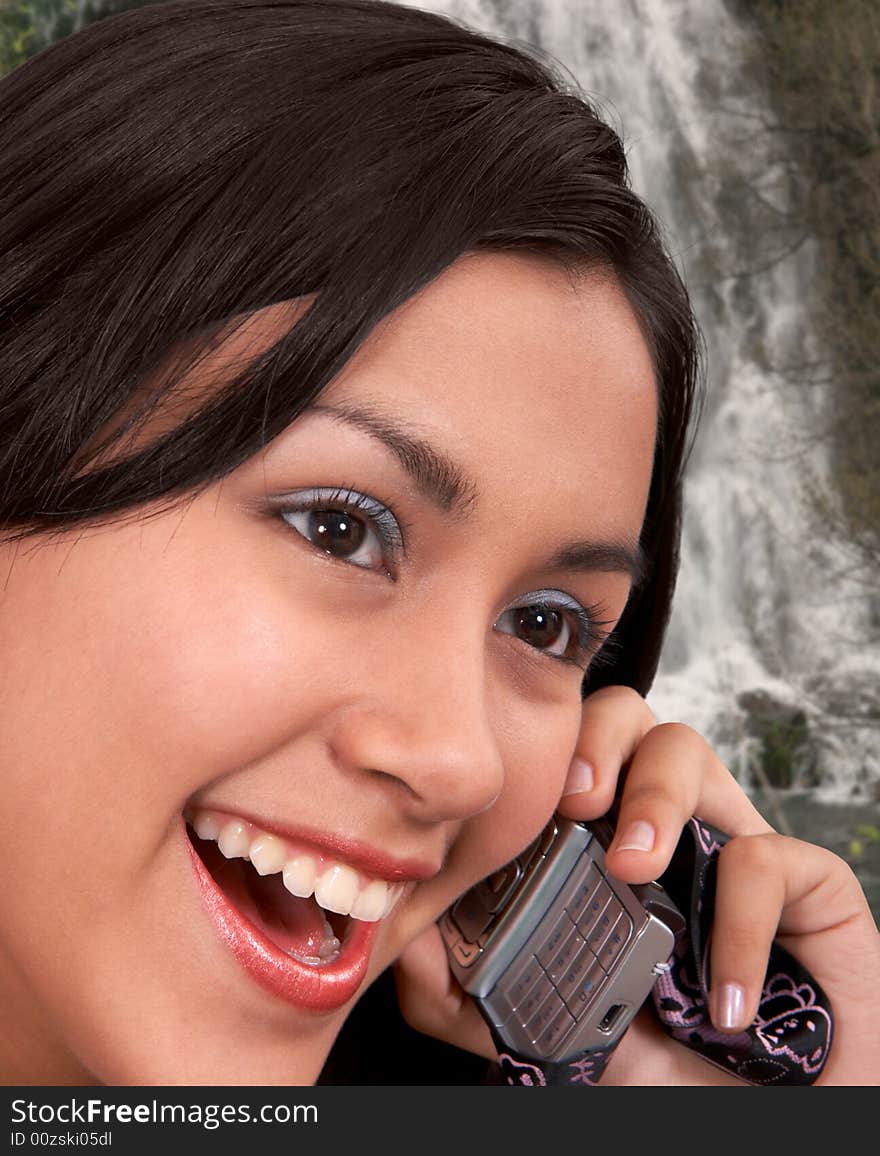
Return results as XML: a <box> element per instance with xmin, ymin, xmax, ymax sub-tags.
<box><xmin>393</xmin><ymin>922</ymin><xmax>497</xmax><ymax>1060</ymax></box>
<box><xmin>707</xmin><ymin>833</ymin><xmax>846</xmax><ymax>1032</ymax></box>
<box><xmin>557</xmin><ymin>685</ymin><xmax>657</xmax><ymax>821</ymax></box>
<box><xmin>603</xmin><ymin>722</ymin><xmax>774</xmax><ymax>885</ymax></box>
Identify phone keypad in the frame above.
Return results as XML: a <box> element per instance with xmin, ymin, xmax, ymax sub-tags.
<box><xmin>595</xmin><ymin>912</ymin><xmax>632</xmax><ymax>971</ymax></box>
<box><xmin>544</xmin><ymin>927</ymin><xmax>586</xmax><ymax>985</ymax></box>
<box><xmin>558</xmin><ymin>954</ymin><xmax>604</xmax><ymax>1008</ymax></box>
<box><xmin>442</xmin><ymin>818</ymin><xmax>680</xmax><ymax>1062</ymax></box>
<box><xmin>488</xmin><ymin>856</ymin><xmax>635</xmax><ymax>1050</ymax></box>
<box><xmin>534</xmin><ymin>1002</ymin><xmax>576</xmax><ymax>1053</ymax></box>
<box><xmin>516</xmin><ymin>977</ymin><xmax>551</xmax><ymax>1020</ymax></box>
<box><xmin>506</xmin><ymin>956</ymin><xmax>544</xmax><ymax>1007</ymax></box>
<box><xmin>574</xmin><ymin>878</ymin><xmax>612</xmax><ymax>931</ymax></box>
<box><xmin>536</xmin><ymin>916</ymin><xmax>578</xmax><ymax>970</ymax></box>
<box><xmin>585</xmin><ymin>897</ymin><xmax>617</xmax><ymax>952</ymax></box>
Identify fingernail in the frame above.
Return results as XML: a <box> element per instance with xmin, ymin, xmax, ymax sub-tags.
<box><xmin>562</xmin><ymin>758</ymin><xmax>594</xmax><ymax>796</ymax></box>
<box><xmin>615</xmin><ymin>820</ymin><xmax>655</xmax><ymax>852</ymax></box>
<box><xmin>714</xmin><ymin>982</ymin><xmax>746</xmax><ymax>1030</ymax></box>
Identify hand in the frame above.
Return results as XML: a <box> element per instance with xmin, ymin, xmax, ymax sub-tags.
<box><xmin>393</xmin><ymin>685</ymin><xmax>880</xmax><ymax>1086</ymax></box>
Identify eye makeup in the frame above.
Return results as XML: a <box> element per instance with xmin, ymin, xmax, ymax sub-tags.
<box><xmin>264</xmin><ymin>484</ymin><xmax>617</xmax><ymax>672</ymax></box>
<box><xmin>278</xmin><ymin>485</ymin><xmax>407</xmax><ymax>576</ymax></box>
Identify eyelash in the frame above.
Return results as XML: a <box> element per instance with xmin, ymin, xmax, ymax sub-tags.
<box><xmin>275</xmin><ymin>485</ymin><xmax>616</xmax><ymax>671</ymax></box>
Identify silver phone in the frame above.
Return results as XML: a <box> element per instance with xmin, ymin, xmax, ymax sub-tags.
<box><xmin>440</xmin><ymin>814</ymin><xmax>685</xmax><ymax>1063</ymax></box>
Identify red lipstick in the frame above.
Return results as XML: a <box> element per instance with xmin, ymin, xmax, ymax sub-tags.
<box><xmin>184</xmin><ymin>822</ymin><xmax>380</xmax><ymax>1013</ymax></box>
<box><xmin>202</xmin><ymin>805</ymin><xmax>440</xmax><ymax>881</ymax></box>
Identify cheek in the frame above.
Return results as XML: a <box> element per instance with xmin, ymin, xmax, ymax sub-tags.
<box><xmin>105</xmin><ymin>560</ymin><xmax>351</xmax><ymax>800</ymax></box>
<box><xmin>402</xmin><ymin>699</ymin><xmax>581</xmax><ymax>936</ymax></box>
<box><xmin>118</xmin><ymin>581</ymin><xmax>299</xmax><ymax>778</ymax></box>
<box><xmin>0</xmin><ymin>536</ymin><xmax>334</xmax><ymax>847</ymax></box>
<box><xmin>467</xmin><ymin>712</ymin><xmax>578</xmax><ymax>872</ymax></box>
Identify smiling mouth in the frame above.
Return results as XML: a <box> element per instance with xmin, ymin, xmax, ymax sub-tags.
<box><xmin>183</xmin><ymin>807</ymin><xmax>406</xmax><ymax>1011</ymax></box>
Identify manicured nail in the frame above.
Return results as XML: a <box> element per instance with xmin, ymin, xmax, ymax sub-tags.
<box><xmin>562</xmin><ymin>758</ymin><xmax>594</xmax><ymax>796</ymax></box>
<box><xmin>714</xmin><ymin>982</ymin><xmax>746</xmax><ymax>1030</ymax></box>
<box><xmin>615</xmin><ymin>820</ymin><xmax>655</xmax><ymax>852</ymax></box>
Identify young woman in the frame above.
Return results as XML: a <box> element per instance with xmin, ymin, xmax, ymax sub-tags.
<box><xmin>0</xmin><ymin>0</ymin><xmax>877</xmax><ymax>1086</ymax></box>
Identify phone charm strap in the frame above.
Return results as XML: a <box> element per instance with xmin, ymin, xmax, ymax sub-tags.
<box><xmin>649</xmin><ymin>816</ymin><xmax>832</xmax><ymax>1085</ymax></box>
<box><xmin>491</xmin><ymin>1033</ymin><xmax>616</xmax><ymax>1086</ymax></box>
<box><xmin>490</xmin><ymin>817</ymin><xmax>834</xmax><ymax>1087</ymax></box>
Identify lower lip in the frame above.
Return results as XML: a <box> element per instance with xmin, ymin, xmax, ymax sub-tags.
<box><xmin>184</xmin><ymin>823</ymin><xmax>381</xmax><ymax>1013</ymax></box>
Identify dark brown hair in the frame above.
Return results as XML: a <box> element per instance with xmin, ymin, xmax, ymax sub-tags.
<box><xmin>0</xmin><ymin>0</ymin><xmax>703</xmax><ymax>701</ymax></box>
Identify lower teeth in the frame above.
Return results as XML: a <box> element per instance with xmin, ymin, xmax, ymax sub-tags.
<box><xmin>286</xmin><ymin>935</ymin><xmax>342</xmax><ymax>967</ymax></box>
<box><xmin>284</xmin><ymin>910</ymin><xmax>342</xmax><ymax>967</ymax></box>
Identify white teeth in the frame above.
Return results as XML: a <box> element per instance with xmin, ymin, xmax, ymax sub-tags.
<box><xmin>314</xmin><ymin>863</ymin><xmax>360</xmax><ymax>916</ymax></box>
<box><xmin>193</xmin><ymin>813</ymin><xmax>222</xmax><ymax>841</ymax></box>
<box><xmin>349</xmin><ymin>879</ymin><xmax>390</xmax><ymax>922</ymax></box>
<box><xmin>249</xmin><ymin>833</ymin><xmax>287</xmax><ymax>876</ymax></box>
<box><xmin>217</xmin><ymin>818</ymin><xmax>251</xmax><ymax>859</ymax></box>
<box><xmin>282</xmin><ymin>855</ymin><xmax>318</xmax><ymax>899</ymax></box>
<box><xmin>383</xmin><ymin>883</ymin><xmax>405</xmax><ymax>918</ymax></box>
<box><xmin>189</xmin><ymin>808</ymin><xmax>409</xmax><ymax>924</ymax></box>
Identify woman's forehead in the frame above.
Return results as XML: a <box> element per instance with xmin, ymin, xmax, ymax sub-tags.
<box><xmin>82</xmin><ymin>253</ymin><xmax>657</xmax><ymax>500</ymax></box>
<box><xmin>247</xmin><ymin>255</ymin><xmax>658</xmax><ymax>549</ymax></box>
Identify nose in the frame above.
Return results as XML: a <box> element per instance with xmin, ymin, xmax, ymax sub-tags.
<box><xmin>327</xmin><ymin>604</ymin><xmax>506</xmax><ymax>823</ymax></box>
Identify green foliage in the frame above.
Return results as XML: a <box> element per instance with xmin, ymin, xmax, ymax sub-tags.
<box><xmin>849</xmin><ymin>822</ymin><xmax>880</xmax><ymax>860</ymax></box>
<box><xmin>0</xmin><ymin>0</ymin><xmax>83</xmax><ymax>74</ymax></box>
<box><xmin>0</xmin><ymin>0</ymin><xmax>154</xmax><ymax>76</ymax></box>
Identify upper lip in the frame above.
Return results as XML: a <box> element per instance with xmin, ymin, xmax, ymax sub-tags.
<box><xmin>188</xmin><ymin>803</ymin><xmax>443</xmax><ymax>883</ymax></box>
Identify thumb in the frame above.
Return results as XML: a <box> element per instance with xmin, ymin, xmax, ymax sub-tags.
<box><xmin>393</xmin><ymin>922</ymin><xmax>497</xmax><ymax>1061</ymax></box>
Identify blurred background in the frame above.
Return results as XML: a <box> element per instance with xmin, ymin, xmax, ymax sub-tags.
<box><xmin>2</xmin><ymin>0</ymin><xmax>877</xmax><ymax>919</ymax></box>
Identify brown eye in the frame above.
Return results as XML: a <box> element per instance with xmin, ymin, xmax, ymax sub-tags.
<box><xmin>496</xmin><ymin>595</ymin><xmax>593</xmax><ymax>668</ymax></box>
<box><xmin>512</xmin><ymin>605</ymin><xmax>567</xmax><ymax>651</ymax></box>
<box><xmin>307</xmin><ymin>509</ymin><xmax>366</xmax><ymax>558</ymax></box>
<box><xmin>279</xmin><ymin>486</ymin><xmax>403</xmax><ymax>574</ymax></box>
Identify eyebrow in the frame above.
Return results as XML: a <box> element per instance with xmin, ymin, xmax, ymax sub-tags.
<box><xmin>309</xmin><ymin>400</ymin><xmax>648</xmax><ymax>588</ymax></box>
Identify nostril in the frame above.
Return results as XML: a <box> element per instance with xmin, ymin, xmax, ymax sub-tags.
<box><xmin>328</xmin><ymin>704</ymin><xmax>504</xmax><ymax>819</ymax></box>
<box><xmin>366</xmin><ymin>766</ymin><xmax>423</xmax><ymax>798</ymax></box>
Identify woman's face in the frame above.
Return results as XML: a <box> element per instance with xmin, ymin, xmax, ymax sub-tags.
<box><xmin>0</xmin><ymin>252</ymin><xmax>657</xmax><ymax>1084</ymax></box>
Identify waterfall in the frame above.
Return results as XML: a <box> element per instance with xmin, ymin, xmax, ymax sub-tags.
<box><xmin>411</xmin><ymin>0</ymin><xmax>879</xmax><ymax>804</ymax></box>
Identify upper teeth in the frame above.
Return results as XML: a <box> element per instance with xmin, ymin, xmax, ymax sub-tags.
<box><xmin>186</xmin><ymin>807</ymin><xmax>404</xmax><ymax>923</ymax></box>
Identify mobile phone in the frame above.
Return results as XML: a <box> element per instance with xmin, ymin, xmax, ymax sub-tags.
<box><xmin>440</xmin><ymin>814</ymin><xmax>685</xmax><ymax>1063</ymax></box>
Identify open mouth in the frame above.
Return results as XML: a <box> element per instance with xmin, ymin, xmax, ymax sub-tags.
<box><xmin>187</xmin><ymin>827</ymin><xmax>350</xmax><ymax>966</ymax></box>
<box><xmin>183</xmin><ymin>807</ymin><xmax>403</xmax><ymax>1012</ymax></box>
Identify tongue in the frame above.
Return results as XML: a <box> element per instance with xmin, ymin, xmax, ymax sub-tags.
<box><xmin>248</xmin><ymin>868</ymin><xmax>342</xmax><ymax>963</ymax></box>
<box><xmin>191</xmin><ymin>830</ymin><xmax>342</xmax><ymax>964</ymax></box>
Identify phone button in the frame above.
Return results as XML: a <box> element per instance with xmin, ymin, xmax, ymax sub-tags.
<box><xmin>586</xmin><ymin>897</ymin><xmax>624</xmax><ymax>952</ymax></box>
<box><xmin>536</xmin><ymin>914</ymin><xmax>576</xmax><ymax>969</ymax></box>
<box><xmin>515</xmin><ymin>835</ymin><xmax>542</xmax><ymax>873</ymax></box>
<box><xmin>563</xmin><ymin>864</ymin><xmax>602</xmax><ymax>919</ymax></box>
<box><xmin>563</xmin><ymin>958</ymin><xmax>606</xmax><ymax>1018</ymax></box>
<box><xmin>533</xmin><ymin>1003</ymin><xmax>576</xmax><ymax>1057</ymax></box>
<box><xmin>484</xmin><ymin>862</ymin><xmax>523</xmax><ymax>913</ymax></box>
<box><xmin>574</xmin><ymin>879</ymin><xmax>613</xmax><ymax>933</ymax></box>
<box><xmin>526</xmin><ymin>988</ymin><xmax>566</xmax><ymax>1042</ymax></box>
<box><xmin>595</xmin><ymin>911</ymin><xmax>633</xmax><ymax>971</ymax></box>
<box><xmin>545</xmin><ymin>927</ymin><xmax>586</xmax><ymax>985</ymax></box>
<box><xmin>450</xmin><ymin>889</ymin><xmax>495</xmax><ymax>941</ymax></box>
<box><xmin>517</xmin><ymin>975</ymin><xmax>554</xmax><ymax>1020</ymax></box>
<box><xmin>451</xmin><ymin>939</ymin><xmax>481</xmax><ymax>967</ymax></box>
<box><xmin>487</xmin><ymin>866</ymin><xmax>514</xmax><ymax>894</ymax></box>
<box><xmin>438</xmin><ymin>910</ymin><xmax>461</xmax><ymax>950</ymax></box>
<box><xmin>504</xmin><ymin>955</ymin><xmax>544</xmax><ymax>1007</ymax></box>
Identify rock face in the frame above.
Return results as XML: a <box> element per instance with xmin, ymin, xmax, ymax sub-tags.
<box><xmin>736</xmin><ymin>689</ymin><xmax>818</xmax><ymax>790</ymax></box>
<box><xmin>802</xmin><ymin>668</ymin><xmax>880</xmax><ymax>800</ymax></box>
<box><xmin>734</xmin><ymin>670</ymin><xmax>880</xmax><ymax>798</ymax></box>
